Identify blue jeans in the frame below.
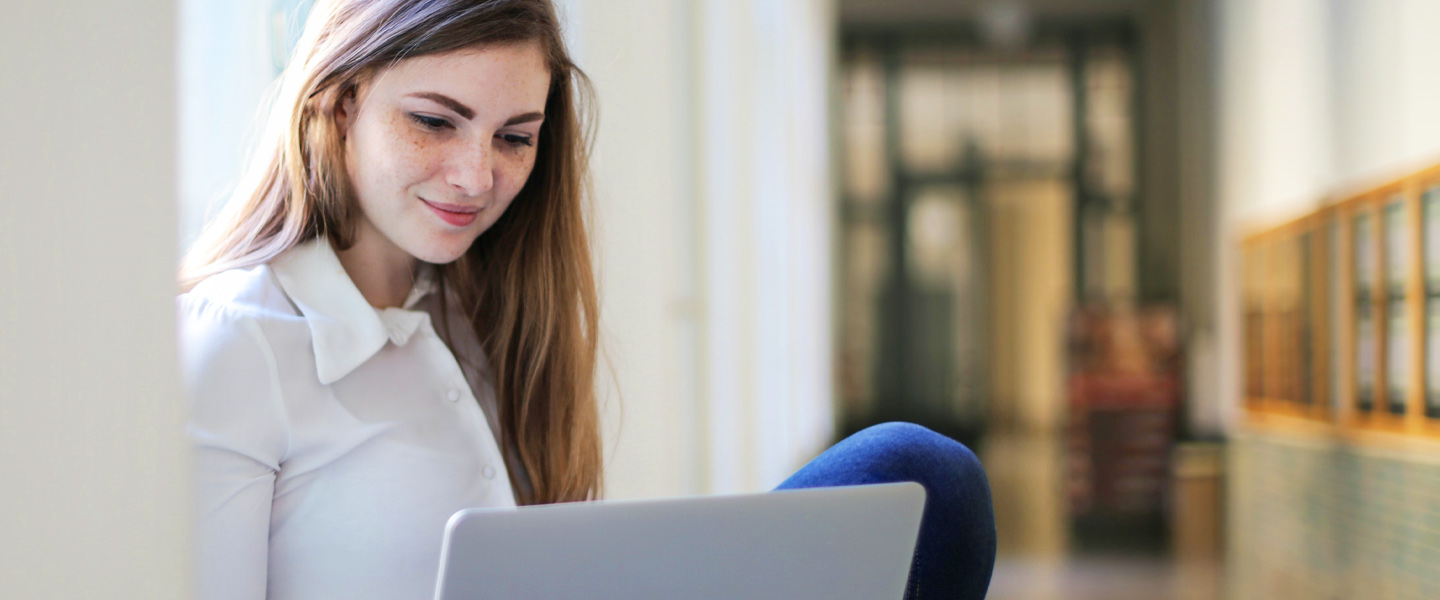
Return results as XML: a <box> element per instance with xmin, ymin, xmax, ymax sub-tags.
<box><xmin>775</xmin><ymin>422</ymin><xmax>996</xmax><ymax>600</ymax></box>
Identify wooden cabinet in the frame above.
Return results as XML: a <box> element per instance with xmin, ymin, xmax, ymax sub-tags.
<box><xmin>1242</xmin><ymin>164</ymin><xmax>1440</xmax><ymax>436</ymax></box>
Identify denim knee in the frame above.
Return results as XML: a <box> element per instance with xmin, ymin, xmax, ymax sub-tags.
<box><xmin>840</xmin><ymin>422</ymin><xmax>988</xmax><ymax>491</ymax></box>
<box><xmin>776</xmin><ymin>421</ymin><xmax>997</xmax><ymax>600</ymax></box>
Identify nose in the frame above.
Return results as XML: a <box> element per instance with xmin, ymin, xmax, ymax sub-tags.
<box><xmin>446</xmin><ymin>139</ymin><xmax>495</xmax><ymax>198</ymax></box>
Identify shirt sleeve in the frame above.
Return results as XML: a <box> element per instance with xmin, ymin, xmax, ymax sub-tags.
<box><xmin>179</xmin><ymin>295</ymin><xmax>290</xmax><ymax>600</ymax></box>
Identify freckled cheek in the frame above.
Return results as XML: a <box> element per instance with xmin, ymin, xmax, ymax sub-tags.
<box><xmin>496</xmin><ymin>155</ymin><xmax>538</xmax><ymax>200</ymax></box>
<box><xmin>372</xmin><ymin>132</ymin><xmax>447</xmax><ymax>189</ymax></box>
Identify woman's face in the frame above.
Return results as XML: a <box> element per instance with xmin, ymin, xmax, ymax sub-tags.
<box><xmin>338</xmin><ymin>41</ymin><xmax>551</xmax><ymax>265</ymax></box>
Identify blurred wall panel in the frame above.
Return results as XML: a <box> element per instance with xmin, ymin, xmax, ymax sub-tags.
<box><xmin>0</xmin><ymin>1</ymin><xmax>190</xmax><ymax>598</ymax></box>
<box><xmin>988</xmin><ymin>179</ymin><xmax>1073</xmax><ymax>431</ymax></box>
<box><xmin>565</xmin><ymin>0</ymin><xmax>836</xmax><ymax>498</ymax></box>
<box><xmin>693</xmin><ymin>0</ymin><xmax>837</xmax><ymax>493</ymax></box>
<box><xmin>1177</xmin><ymin>0</ymin><xmax>1222</xmax><ymax>436</ymax></box>
<box><xmin>559</xmin><ymin>0</ymin><xmax>704</xmax><ymax>501</ymax></box>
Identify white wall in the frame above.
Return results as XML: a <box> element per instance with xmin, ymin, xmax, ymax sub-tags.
<box><xmin>694</xmin><ymin>0</ymin><xmax>836</xmax><ymax>493</ymax></box>
<box><xmin>0</xmin><ymin>2</ymin><xmax>190</xmax><ymax>599</ymax></box>
<box><xmin>1214</xmin><ymin>0</ymin><xmax>1440</xmax><ymax>430</ymax></box>
<box><xmin>566</xmin><ymin>0</ymin><xmax>837</xmax><ymax>498</ymax></box>
<box><xmin>557</xmin><ymin>0</ymin><xmax>706</xmax><ymax>499</ymax></box>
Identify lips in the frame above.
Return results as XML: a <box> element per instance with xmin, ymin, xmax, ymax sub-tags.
<box><xmin>422</xmin><ymin>199</ymin><xmax>479</xmax><ymax>227</ymax></box>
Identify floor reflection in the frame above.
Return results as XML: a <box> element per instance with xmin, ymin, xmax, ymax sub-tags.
<box><xmin>989</xmin><ymin>556</ymin><xmax>1222</xmax><ymax>600</ymax></box>
<box><xmin>982</xmin><ymin>431</ymin><xmax>1223</xmax><ymax>600</ymax></box>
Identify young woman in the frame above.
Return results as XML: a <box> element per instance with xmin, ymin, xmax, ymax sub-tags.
<box><xmin>178</xmin><ymin>1</ymin><xmax>994</xmax><ymax>599</ymax></box>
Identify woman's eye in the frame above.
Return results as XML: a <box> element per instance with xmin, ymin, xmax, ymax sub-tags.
<box><xmin>499</xmin><ymin>133</ymin><xmax>534</xmax><ymax>148</ymax></box>
<box><xmin>409</xmin><ymin>113</ymin><xmax>451</xmax><ymax>131</ymax></box>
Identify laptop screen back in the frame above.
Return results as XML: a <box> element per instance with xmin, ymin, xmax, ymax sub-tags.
<box><xmin>434</xmin><ymin>482</ymin><xmax>925</xmax><ymax>600</ymax></box>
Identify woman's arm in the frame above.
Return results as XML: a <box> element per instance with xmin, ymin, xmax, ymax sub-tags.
<box><xmin>180</xmin><ymin>297</ymin><xmax>290</xmax><ymax>600</ymax></box>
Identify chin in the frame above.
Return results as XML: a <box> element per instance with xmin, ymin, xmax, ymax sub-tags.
<box><xmin>407</xmin><ymin>237</ymin><xmax>475</xmax><ymax>265</ymax></box>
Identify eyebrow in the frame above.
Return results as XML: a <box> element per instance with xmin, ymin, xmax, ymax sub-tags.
<box><xmin>504</xmin><ymin>112</ymin><xmax>545</xmax><ymax>126</ymax></box>
<box><xmin>406</xmin><ymin>92</ymin><xmax>544</xmax><ymax>126</ymax></box>
<box><xmin>408</xmin><ymin>92</ymin><xmax>474</xmax><ymax>120</ymax></box>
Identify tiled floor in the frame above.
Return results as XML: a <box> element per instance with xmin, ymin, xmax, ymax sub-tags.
<box><xmin>981</xmin><ymin>432</ymin><xmax>1223</xmax><ymax>600</ymax></box>
<box><xmin>988</xmin><ymin>556</ymin><xmax>1222</xmax><ymax>600</ymax></box>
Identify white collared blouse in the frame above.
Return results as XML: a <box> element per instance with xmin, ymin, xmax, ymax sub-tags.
<box><xmin>180</xmin><ymin>238</ymin><xmax>520</xmax><ymax>600</ymax></box>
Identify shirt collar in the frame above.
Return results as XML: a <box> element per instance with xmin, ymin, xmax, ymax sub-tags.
<box><xmin>271</xmin><ymin>238</ymin><xmax>437</xmax><ymax>385</ymax></box>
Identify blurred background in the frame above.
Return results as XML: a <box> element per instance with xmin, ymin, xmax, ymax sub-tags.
<box><xmin>7</xmin><ymin>0</ymin><xmax>1440</xmax><ymax>598</ymax></box>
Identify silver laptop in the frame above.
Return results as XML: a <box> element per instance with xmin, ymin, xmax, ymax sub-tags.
<box><xmin>433</xmin><ymin>482</ymin><xmax>925</xmax><ymax>600</ymax></box>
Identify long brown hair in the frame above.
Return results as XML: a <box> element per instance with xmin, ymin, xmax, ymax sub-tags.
<box><xmin>180</xmin><ymin>0</ymin><xmax>601</xmax><ymax>504</ymax></box>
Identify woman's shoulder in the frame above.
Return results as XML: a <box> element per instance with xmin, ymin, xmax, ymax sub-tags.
<box><xmin>177</xmin><ymin>262</ymin><xmax>311</xmax><ymax>389</ymax></box>
<box><xmin>180</xmin><ymin>263</ymin><xmax>295</xmax><ymax>324</ymax></box>
<box><xmin>179</xmin><ymin>264</ymin><xmax>294</xmax><ymax>466</ymax></box>
<box><xmin>179</xmin><ymin>264</ymin><xmax>288</xmax><ymax>376</ymax></box>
